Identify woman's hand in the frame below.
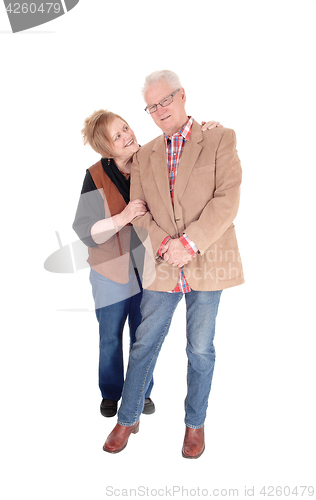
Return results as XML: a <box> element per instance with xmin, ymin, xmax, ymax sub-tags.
<box><xmin>119</xmin><ymin>199</ymin><xmax>147</xmax><ymax>226</ymax></box>
<box><xmin>201</xmin><ymin>120</ymin><xmax>223</xmax><ymax>131</ymax></box>
<box><xmin>91</xmin><ymin>199</ymin><xmax>147</xmax><ymax>244</ymax></box>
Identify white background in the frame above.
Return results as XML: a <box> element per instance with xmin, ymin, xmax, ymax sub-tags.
<box><xmin>1</xmin><ymin>0</ymin><xmax>315</xmax><ymax>498</ymax></box>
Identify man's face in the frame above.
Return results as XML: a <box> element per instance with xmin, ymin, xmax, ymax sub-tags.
<box><xmin>144</xmin><ymin>79</ymin><xmax>188</xmax><ymax>136</ymax></box>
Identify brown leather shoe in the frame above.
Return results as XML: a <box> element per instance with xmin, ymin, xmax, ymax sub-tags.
<box><xmin>103</xmin><ymin>421</ymin><xmax>139</xmax><ymax>454</ymax></box>
<box><xmin>182</xmin><ymin>425</ymin><xmax>205</xmax><ymax>459</ymax></box>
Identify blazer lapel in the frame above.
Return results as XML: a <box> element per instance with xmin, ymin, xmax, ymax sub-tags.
<box><xmin>174</xmin><ymin>120</ymin><xmax>203</xmax><ymax>203</ymax></box>
<box><xmin>150</xmin><ymin>136</ymin><xmax>177</xmax><ymax>230</ymax></box>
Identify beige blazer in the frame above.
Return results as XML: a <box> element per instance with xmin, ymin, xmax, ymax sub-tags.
<box><xmin>131</xmin><ymin>119</ymin><xmax>244</xmax><ymax>291</ymax></box>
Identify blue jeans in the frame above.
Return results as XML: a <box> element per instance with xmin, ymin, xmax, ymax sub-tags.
<box><xmin>89</xmin><ymin>269</ymin><xmax>153</xmax><ymax>401</ymax></box>
<box><xmin>117</xmin><ymin>288</ymin><xmax>222</xmax><ymax>428</ymax></box>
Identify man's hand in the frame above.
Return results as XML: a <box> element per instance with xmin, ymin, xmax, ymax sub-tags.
<box><xmin>163</xmin><ymin>238</ymin><xmax>192</xmax><ymax>267</ymax></box>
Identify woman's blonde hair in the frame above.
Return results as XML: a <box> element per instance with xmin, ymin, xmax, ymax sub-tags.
<box><xmin>81</xmin><ymin>109</ymin><xmax>128</xmax><ymax>158</ymax></box>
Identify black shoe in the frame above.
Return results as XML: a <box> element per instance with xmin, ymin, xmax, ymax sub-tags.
<box><xmin>142</xmin><ymin>398</ymin><xmax>155</xmax><ymax>415</ymax></box>
<box><xmin>100</xmin><ymin>399</ymin><xmax>118</xmax><ymax>417</ymax></box>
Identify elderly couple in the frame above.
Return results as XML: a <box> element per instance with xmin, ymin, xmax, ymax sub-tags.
<box><xmin>73</xmin><ymin>70</ymin><xmax>244</xmax><ymax>459</ymax></box>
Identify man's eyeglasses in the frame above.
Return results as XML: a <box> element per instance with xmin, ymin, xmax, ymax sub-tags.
<box><xmin>144</xmin><ymin>89</ymin><xmax>180</xmax><ymax>114</ymax></box>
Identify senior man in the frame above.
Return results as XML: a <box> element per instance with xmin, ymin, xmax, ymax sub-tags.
<box><xmin>103</xmin><ymin>70</ymin><xmax>244</xmax><ymax>458</ymax></box>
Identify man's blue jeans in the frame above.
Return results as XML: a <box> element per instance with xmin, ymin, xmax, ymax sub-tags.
<box><xmin>117</xmin><ymin>288</ymin><xmax>222</xmax><ymax>428</ymax></box>
<box><xmin>89</xmin><ymin>269</ymin><xmax>153</xmax><ymax>401</ymax></box>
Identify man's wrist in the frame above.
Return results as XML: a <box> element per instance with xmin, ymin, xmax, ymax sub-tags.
<box><xmin>158</xmin><ymin>236</ymin><xmax>171</xmax><ymax>257</ymax></box>
<box><xmin>179</xmin><ymin>234</ymin><xmax>198</xmax><ymax>256</ymax></box>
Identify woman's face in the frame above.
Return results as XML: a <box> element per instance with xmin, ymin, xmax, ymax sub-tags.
<box><xmin>108</xmin><ymin>117</ymin><xmax>139</xmax><ymax>162</ymax></box>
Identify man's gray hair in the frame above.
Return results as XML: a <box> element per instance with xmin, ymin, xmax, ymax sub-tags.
<box><xmin>142</xmin><ymin>70</ymin><xmax>182</xmax><ymax>97</ymax></box>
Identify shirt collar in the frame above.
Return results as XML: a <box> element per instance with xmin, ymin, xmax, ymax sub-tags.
<box><xmin>164</xmin><ymin>116</ymin><xmax>193</xmax><ymax>142</ymax></box>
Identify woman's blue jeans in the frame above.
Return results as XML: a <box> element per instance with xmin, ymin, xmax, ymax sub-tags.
<box><xmin>89</xmin><ymin>269</ymin><xmax>153</xmax><ymax>401</ymax></box>
<box><xmin>117</xmin><ymin>288</ymin><xmax>222</xmax><ymax>429</ymax></box>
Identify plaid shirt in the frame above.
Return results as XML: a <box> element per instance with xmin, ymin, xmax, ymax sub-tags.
<box><xmin>158</xmin><ymin>117</ymin><xmax>198</xmax><ymax>293</ymax></box>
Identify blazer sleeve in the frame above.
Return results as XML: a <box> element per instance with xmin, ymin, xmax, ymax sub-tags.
<box><xmin>184</xmin><ymin>128</ymin><xmax>242</xmax><ymax>254</ymax></box>
<box><xmin>130</xmin><ymin>151</ymin><xmax>170</xmax><ymax>257</ymax></box>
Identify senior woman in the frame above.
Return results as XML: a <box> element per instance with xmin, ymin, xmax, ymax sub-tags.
<box><xmin>73</xmin><ymin>110</ymin><xmax>221</xmax><ymax>418</ymax></box>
